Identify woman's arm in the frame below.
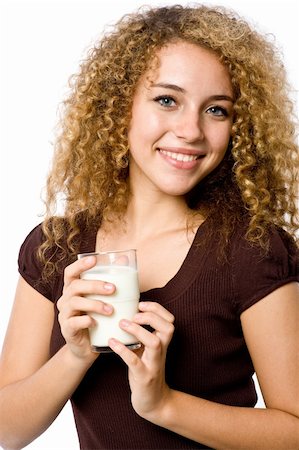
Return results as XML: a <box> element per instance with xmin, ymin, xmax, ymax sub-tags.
<box><xmin>111</xmin><ymin>282</ymin><xmax>299</xmax><ymax>450</ymax></box>
<box><xmin>0</xmin><ymin>255</ymin><xmax>115</xmax><ymax>450</ymax></box>
<box><xmin>0</xmin><ymin>278</ymin><xmax>91</xmax><ymax>449</ymax></box>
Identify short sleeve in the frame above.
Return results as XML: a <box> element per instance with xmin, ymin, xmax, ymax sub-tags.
<box><xmin>231</xmin><ymin>227</ymin><xmax>299</xmax><ymax>315</ymax></box>
<box><xmin>18</xmin><ymin>223</ymin><xmax>54</xmax><ymax>301</ymax></box>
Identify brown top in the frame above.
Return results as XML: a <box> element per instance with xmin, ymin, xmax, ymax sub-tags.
<box><xmin>18</xmin><ymin>219</ymin><xmax>299</xmax><ymax>449</ymax></box>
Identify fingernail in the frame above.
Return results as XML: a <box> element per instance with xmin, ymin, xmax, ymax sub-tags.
<box><xmin>104</xmin><ymin>282</ymin><xmax>114</xmax><ymax>291</ymax></box>
<box><xmin>108</xmin><ymin>338</ymin><xmax>121</xmax><ymax>351</ymax></box>
<box><xmin>84</xmin><ymin>256</ymin><xmax>95</xmax><ymax>265</ymax></box>
<box><xmin>120</xmin><ymin>319</ymin><xmax>130</xmax><ymax>328</ymax></box>
<box><xmin>104</xmin><ymin>304</ymin><xmax>113</xmax><ymax>313</ymax></box>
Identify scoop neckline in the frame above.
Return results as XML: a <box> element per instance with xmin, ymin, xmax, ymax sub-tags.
<box><xmin>80</xmin><ymin>216</ymin><xmax>210</xmax><ymax>300</ymax></box>
<box><xmin>140</xmin><ymin>218</ymin><xmax>209</xmax><ymax>299</ymax></box>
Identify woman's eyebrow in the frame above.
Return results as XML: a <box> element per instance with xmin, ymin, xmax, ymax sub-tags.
<box><xmin>151</xmin><ymin>82</ymin><xmax>186</xmax><ymax>93</ymax></box>
<box><xmin>151</xmin><ymin>83</ymin><xmax>234</xmax><ymax>102</ymax></box>
<box><xmin>208</xmin><ymin>95</ymin><xmax>234</xmax><ymax>103</ymax></box>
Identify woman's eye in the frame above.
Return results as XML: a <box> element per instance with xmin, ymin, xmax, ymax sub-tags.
<box><xmin>154</xmin><ymin>96</ymin><xmax>176</xmax><ymax>108</ymax></box>
<box><xmin>206</xmin><ymin>106</ymin><xmax>228</xmax><ymax>117</ymax></box>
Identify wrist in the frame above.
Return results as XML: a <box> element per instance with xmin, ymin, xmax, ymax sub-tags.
<box><xmin>141</xmin><ymin>387</ymin><xmax>175</xmax><ymax>427</ymax></box>
<box><xmin>60</xmin><ymin>344</ymin><xmax>99</xmax><ymax>372</ymax></box>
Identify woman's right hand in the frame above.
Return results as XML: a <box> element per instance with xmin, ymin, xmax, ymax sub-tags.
<box><xmin>57</xmin><ymin>255</ymin><xmax>115</xmax><ymax>362</ymax></box>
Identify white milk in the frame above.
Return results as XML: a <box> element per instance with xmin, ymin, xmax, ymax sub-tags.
<box><xmin>81</xmin><ymin>265</ymin><xmax>140</xmax><ymax>349</ymax></box>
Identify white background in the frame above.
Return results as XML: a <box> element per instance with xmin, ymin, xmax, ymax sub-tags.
<box><xmin>0</xmin><ymin>0</ymin><xmax>298</xmax><ymax>448</ymax></box>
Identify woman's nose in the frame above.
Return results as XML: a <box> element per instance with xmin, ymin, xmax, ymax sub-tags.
<box><xmin>173</xmin><ymin>110</ymin><xmax>204</xmax><ymax>143</ymax></box>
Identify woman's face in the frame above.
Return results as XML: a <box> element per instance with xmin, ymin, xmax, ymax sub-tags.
<box><xmin>128</xmin><ymin>41</ymin><xmax>234</xmax><ymax>197</ymax></box>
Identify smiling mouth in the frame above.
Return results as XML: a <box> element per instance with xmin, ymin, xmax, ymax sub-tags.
<box><xmin>158</xmin><ymin>149</ymin><xmax>204</xmax><ymax>162</ymax></box>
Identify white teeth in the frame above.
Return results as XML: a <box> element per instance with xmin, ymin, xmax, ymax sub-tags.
<box><xmin>159</xmin><ymin>149</ymin><xmax>199</xmax><ymax>162</ymax></box>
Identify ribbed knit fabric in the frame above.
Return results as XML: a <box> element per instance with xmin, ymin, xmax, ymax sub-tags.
<box><xmin>18</xmin><ymin>219</ymin><xmax>299</xmax><ymax>449</ymax></box>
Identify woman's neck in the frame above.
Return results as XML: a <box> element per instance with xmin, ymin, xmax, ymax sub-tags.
<box><xmin>127</xmin><ymin>195</ymin><xmax>189</xmax><ymax>237</ymax></box>
<box><xmin>97</xmin><ymin>191</ymin><xmax>204</xmax><ymax>253</ymax></box>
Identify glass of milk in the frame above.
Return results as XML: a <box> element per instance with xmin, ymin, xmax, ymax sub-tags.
<box><xmin>78</xmin><ymin>249</ymin><xmax>141</xmax><ymax>353</ymax></box>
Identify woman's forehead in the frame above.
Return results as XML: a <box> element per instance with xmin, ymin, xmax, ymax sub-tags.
<box><xmin>137</xmin><ymin>41</ymin><xmax>233</xmax><ymax>95</ymax></box>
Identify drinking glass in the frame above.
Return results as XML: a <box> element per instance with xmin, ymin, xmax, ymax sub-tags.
<box><xmin>78</xmin><ymin>250</ymin><xmax>141</xmax><ymax>353</ymax></box>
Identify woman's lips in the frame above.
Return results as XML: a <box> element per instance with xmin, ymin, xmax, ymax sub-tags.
<box><xmin>157</xmin><ymin>147</ymin><xmax>205</xmax><ymax>169</ymax></box>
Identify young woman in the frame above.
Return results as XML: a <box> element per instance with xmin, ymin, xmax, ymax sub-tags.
<box><xmin>0</xmin><ymin>5</ymin><xmax>298</xmax><ymax>450</ymax></box>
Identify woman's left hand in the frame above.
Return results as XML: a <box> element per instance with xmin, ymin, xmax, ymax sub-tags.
<box><xmin>108</xmin><ymin>301</ymin><xmax>175</xmax><ymax>422</ymax></box>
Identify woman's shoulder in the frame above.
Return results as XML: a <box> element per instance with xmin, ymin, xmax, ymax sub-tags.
<box><xmin>229</xmin><ymin>222</ymin><xmax>299</xmax><ymax>314</ymax></box>
<box><xmin>231</xmin><ymin>222</ymin><xmax>298</xmax><ymax>264</ymax></box>
<box><xmin>18</xmin><ymin>222</ymin><xmax>46</xmax><ymax>260</ymax></box>
<box><xmin>18</xmin><ymin>214</ymin><xmax>98</xmax><ymax>286</ymax></box>
<box><xmin>17</xmin><ymin>218</ymin><xmax>72</xmax><ymax>300</ymax></box>
<box><xmin>19</xmin><ymin>217</ymin><xmax>69</xmax><ymax>254</ymax></box>
<box><xmin>18</xmin><ymin>222</ymin><xmax>50</xmax><ymax>298</ymax></box>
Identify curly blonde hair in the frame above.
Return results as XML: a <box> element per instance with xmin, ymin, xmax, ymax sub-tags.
<box><xmin>39</xmin><ymin>4</ymin><xmax>298</xmax><ymax>278</ymax></box>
